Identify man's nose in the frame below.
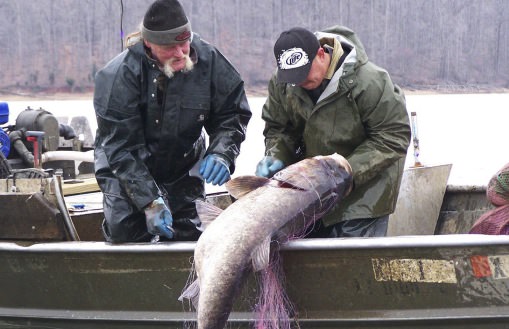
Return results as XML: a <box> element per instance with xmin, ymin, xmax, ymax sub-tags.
<box><xmin>174</xmin><ymin>44</ymin><xmax>186</xmax><ymax>56</ymax></box>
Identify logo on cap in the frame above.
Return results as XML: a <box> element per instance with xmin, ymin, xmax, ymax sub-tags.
<box><xmin>175</xmin><ymin>30</ymin><xmax>191</xmax><ymax>42</ymax></box>
<box><xmin>278</xmin><ymin>48</ymin><xmax>309</xmax><ymax>70</ymax></box>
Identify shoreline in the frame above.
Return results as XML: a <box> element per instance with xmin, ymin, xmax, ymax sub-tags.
<box><xmin>1</xmin><ymin>87</ymin><xmax>508</xmax><ymax>102</ymax></box>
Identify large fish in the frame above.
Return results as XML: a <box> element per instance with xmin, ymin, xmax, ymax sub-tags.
<box><xmin>179</xmin><ymin>153</ymin><xmax>353</xmax><ymax>329</ymax></box>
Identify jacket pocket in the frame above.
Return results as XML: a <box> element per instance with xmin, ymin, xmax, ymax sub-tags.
<box><xmin>178</xmin><ymin>97</ymin><xmax>209</xmax><ymax>141</ymax></box>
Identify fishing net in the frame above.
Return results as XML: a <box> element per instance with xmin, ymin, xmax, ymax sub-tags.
<box><xmin>254</xmin><ymin>247</ymin><xmax>295</xmax><ymax>329</ymax></box>
<box><xmin>469</xmin><ymin>163</ymin><xmax>509</xmax><ymax>235</ymax></box>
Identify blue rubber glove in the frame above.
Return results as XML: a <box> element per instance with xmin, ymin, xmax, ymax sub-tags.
<box><xmin>199</xmin><ymin>154</ymin><xmax>231</xmax><ymax>185</ymax></box>
<box><xmin>255</xmin><ymin>156</ymin><xmax>284</xmax><ymax>178</ymax></box>
<box><xmin>144</xmin><ymin>197</ymin><xmax>174</xmax><ymax>239</ymax></box>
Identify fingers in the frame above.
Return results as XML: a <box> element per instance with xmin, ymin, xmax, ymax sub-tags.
<box><xmin>214</xmin><ymin>168</ymin><xmax>230</xmax><ymax>185</ymax></box>
<box><xmin>199</xmin><ymin>156</ymin><xmax>230</xmax><ymax>185</ymax></box>
<box><xmin>256</xmin><ymin>158</ymin><xmax>271</xmax><ymax>177</ymax></box>
<box><xmin>206</xmin><ymin>161</ymin><xmax>220</xmax><ymax>183</ymax></box>
<box><xmin>200</xmin><ymin>157</ymin><xmax>220</xmax><ymax>184</ymax></box>
<box><xmin>268</xmin><ymin>160</ymin><xmax>283</xmax><ymax>172</ymax></box>
<box><xmin>199</xmin><ymin>156</ymin><xmax>212</xmax><ymax>177</ymax></box>
<box><xmin>154</xmin><ymin>208</ymin><xmax>174</xmax><ymax>239</ymax></box>
<box><xmin>208</xmin><ymin>163</ymin><xmax>230</xmax><ymax>185</ymax></box>
<box><xmin>159</xmin><ymin>225</ymin><xmax>174</xmax><ymax>239</ymax></box>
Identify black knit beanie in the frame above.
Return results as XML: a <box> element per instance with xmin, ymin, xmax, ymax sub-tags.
<box><xmin>141</xmin><ymin>0</ymin><xmax>192</xmax><ymax>45</ymax></box>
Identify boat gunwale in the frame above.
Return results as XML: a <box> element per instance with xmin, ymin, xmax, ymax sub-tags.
<box><xmin>1</xmin><ymin>234</ymin><xmax>508</xmax><ymax>253</ymax></box>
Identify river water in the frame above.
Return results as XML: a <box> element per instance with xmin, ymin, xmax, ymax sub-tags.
<box><xmin>4</xmin><ymin>93</ymin><xmax>509</xmax><ymax>191</ymax></box>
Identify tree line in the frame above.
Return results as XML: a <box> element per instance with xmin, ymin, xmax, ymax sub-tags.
<box><xmin>0</xmin><ymin>0</ymin><xmax>507</xmax><ymax>95</ymax></box>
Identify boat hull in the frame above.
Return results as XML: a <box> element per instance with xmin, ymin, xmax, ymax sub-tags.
<box><xmin>2</xmin><ymin>235</ymin><xmax>509</xmax><ymax>328</ymax></box>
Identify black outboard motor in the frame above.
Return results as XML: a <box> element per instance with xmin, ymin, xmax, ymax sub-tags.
<box><xmin>2</xmin><ymin>105</ymin><xmax>88</xmax><ymax>179</ymax></box>
<box><xmin>15</xmin><ymin>107</ymin><xmax>60</xmax><ymax>153</ymax></box>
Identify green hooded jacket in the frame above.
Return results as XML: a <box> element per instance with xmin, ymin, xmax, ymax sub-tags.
<box><xmin>262</xmin><ymin>25</ymin><xmax>411</xmax><ymax>225</ymax></box>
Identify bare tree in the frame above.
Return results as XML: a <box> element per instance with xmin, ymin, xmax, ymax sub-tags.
<box><xmin>0</xmin><ymin>0</ymin><xmax>507</xmax><ymax>93</ymax></box>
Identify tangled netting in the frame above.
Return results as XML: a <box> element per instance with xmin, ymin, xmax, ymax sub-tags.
<box><xmin>254</xmin><ymin>247</ymin><xmax>295</xmax><ymax>329</ymax></box>
<box><xmin>254</xmin><ymin>214</ymin><xmax>323</xmax><ymax>329</ymax></box>
<box><xmin>469</xmin><ymin>162</ymin><xmax>509</xmax><ymax>235</ymax></box>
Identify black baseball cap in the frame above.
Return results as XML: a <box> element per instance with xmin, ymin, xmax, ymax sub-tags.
<box><xmin>273</xmin><ymin>27</ymin><xmax>320</xmax><ymax>84</ymax></box>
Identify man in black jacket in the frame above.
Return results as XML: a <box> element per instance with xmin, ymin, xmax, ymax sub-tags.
<box><xmin>94</xmin><ymin>0</ymin><xmax>251</xmax><ymax>243</ymax></box>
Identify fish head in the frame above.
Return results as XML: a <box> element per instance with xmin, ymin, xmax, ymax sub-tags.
<box><xmin>313</xmin><ymin>153</ymin><xmax>352</xmax><ymax>175</ymax></box>
<box><xmin>313</xmin><ymin>153</ymin><xmax>353</xmax><ymax>197</ymax></box>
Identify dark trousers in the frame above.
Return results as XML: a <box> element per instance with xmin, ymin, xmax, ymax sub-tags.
<box><xmin>306</xmin><ymin>215</ymin><xmax>389</xmax><ymax>238</ymax></box>
<box><xmin>101</xmin><ymin>175</ymin><xmax>204</xmax><ymax>243</ymax></box>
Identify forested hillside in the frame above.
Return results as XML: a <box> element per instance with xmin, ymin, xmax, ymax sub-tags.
<box><xmin>0</xmin><ymin>0</ymin><xmax>507</xmax><ymax>95</ymax></box>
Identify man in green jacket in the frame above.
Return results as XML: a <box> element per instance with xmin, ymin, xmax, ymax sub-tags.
<box><xmin>256</xmin><ymin>26</ymin><xmax>411</xmax><ymax>237</ymax></box>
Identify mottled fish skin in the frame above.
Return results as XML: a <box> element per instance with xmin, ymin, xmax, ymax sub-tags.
<box><xmin>183</xmin><ymin>153</ymin><xmax>353</xmax><ymax>329</ymax></box>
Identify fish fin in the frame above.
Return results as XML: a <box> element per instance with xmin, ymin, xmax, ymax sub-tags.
<box><xmin>195</xmin><ymin>199</ymin><xmax>223</xmax><ymax>230</ymax></box>
<box><xmin>178</xmin><ymin>279</ymin><xmax>200</xmax><ymax>310</ymax></box>
<box><xmin>226</xmin><ymin>175</ymin><xmax>270</xmax><ymax>199</ymax></box>
<box><xmin>251</xmin><ymin>236</ymin><xmax>271</xmax><ymax>271</ymax></box>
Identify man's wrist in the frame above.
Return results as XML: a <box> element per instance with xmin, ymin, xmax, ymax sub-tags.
<box><xmin>145</xmin><ymin>200</ymin><xmax>157</xmax><ymax>210</ymax></box>
<box><xmin>145</xmin><ymin>197</ymin><xmax>162</xmax><ymax>210</ymax></box>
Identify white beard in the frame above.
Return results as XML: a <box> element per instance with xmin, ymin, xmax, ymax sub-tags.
<box><xmin>163</xmin><ymin>55</ymin><xmax>194</xmax><ymax>79</ymax></box>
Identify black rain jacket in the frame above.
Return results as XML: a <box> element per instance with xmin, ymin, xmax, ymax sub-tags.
<box><xmin>93</xmin><ymin>33</ymin><xmax>251</xmax><ymax>241</ymax></box>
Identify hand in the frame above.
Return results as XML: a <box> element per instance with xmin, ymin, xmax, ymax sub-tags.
<box><xmin>199</xmin><ymin>154</ymin><xmax>231</xmax><ymax>185</ymax></box>
<box><xmin>255</xmin><ymin>156</ymin><xmax>284</xmax><ymax>178</ymax></box>
<box><xmin>144</xmin><ymin>197</ymin><xmax>174</xmax><ymax>239</ymax></box>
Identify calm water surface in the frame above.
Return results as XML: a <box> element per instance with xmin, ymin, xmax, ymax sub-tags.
<box><xmin>5</xmin><ymin>93</ymin><xmax>509</xmax><ymax>190</ymax></box>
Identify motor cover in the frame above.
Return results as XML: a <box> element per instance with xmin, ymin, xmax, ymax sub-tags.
<box><xmin>15</xmin><ymin>107</ymin><xmax>59</xmax><ymax>152</ymax></box>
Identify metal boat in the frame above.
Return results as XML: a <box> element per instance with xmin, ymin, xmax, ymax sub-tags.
<box><xmin>1</xmin><ymin>105</ymin><xmax>509</xmax><ymax>328</ymax></box>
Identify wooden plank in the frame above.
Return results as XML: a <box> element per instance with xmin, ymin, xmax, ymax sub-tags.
<box><xmin>62</xmin><ymin>178</ymin><xmax>99</xmax><ymax>195</ymax></box>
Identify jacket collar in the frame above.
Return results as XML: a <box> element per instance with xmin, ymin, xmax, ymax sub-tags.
<box><xmin>315</xmin><ymin>33</ymin><xmax>358</xmax><ymax>102</ymax></box>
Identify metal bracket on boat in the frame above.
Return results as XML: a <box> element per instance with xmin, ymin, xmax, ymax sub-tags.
<box><xmin>52</xmin><ymin>175</ymin><xmax>81</xmax><ymax>241</ymax></box>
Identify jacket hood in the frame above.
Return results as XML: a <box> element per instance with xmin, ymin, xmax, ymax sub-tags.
<box><xmin>317</xmin><ymin>25</ymin><xmax>369</xmax><ymax>66</ymax></box>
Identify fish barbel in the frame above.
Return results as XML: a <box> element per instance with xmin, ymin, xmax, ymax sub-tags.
<box><xmin>180</xmin><ymin>153</ymin><xmax>353</xmax><ymax>329</ymax></box>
